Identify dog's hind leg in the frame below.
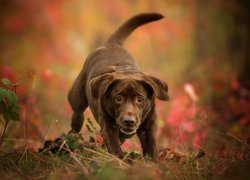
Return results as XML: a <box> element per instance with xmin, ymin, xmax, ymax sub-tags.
<box><xmin>68</xmin><ymin>74</ymin><xmax>88</xmax><ymax>133</ymax></box>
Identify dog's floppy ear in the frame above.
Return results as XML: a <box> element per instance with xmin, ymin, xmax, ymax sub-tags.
<box><xmin>142</xmin><ymin>75</ymin><xmax>169</xmax><ymax>101</ymax></box>
<box><xmin>90</xmin><ymin>73</ymin><xmax>116</xmax><ymax>98</ymax></box>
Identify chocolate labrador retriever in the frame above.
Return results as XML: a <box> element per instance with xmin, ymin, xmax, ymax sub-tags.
<box><xmin>68</xmin><ymin>13</ymin><xmax>169</xmax><ymax>161</ymax></box>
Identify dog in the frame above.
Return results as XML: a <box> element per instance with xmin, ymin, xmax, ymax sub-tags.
<box><xmin>68</xmin><ymin>13</ymin><xmax>169</xmax><ymax>161</ymax></box>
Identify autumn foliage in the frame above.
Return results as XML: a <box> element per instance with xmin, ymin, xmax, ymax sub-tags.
<box><xmin>0</xmin><ymin>0</ymin><xmax>249</xmax><ymax>178</ymax></box>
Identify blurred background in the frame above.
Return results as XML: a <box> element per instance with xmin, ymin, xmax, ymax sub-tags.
<box><xmin>0</xmin><ymin>0</ymin><xmax>249</xmax><ymax>155</ymax></box>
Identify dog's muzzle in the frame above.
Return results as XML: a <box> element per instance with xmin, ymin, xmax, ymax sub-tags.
<box><xmin>119</xmin><ymin>115</ymin><xmax>138</xmax><ymax>135</ymax></box>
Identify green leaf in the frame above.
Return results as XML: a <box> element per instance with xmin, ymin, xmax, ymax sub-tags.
<box><xmin>2</xmin><ymin>109</ymin><xmax>20</xmax><ymax>122</ymax></box>
<box><xmin>11</xmin><ymin>104</ymin><xmax>20</xmax><ymax>112</ymax></box>
<box><xmin>89</xmin><ymin>160</ymin><xmax>101</xmax><ymax>171</ymax></box>
<box><xmin>0</xmin><ymin>88</ymin><xmax>17</xmax><ymax>106</ymax></box>
<box><xmin>0</xmin><ymin>88</ymin><xmax>8</xmax><ymax>101</ymax></box>
<box><xmin>0</xmin><ymin>101</ymin><xmax>7</xmax><ymax>114</ymax></box>
<box><xmin>10</xmin><ymin>111</ymin><xmax>20</xmax><ymax>121</ymax></box>
<box><xmin>6</xmin><ymin>91</ymin><xmax>17</xmax><ymax>105</ymax></box>
<box><xmin>3</xmin><ymin>111</ymin><xmax>10</xmax><ymax>122</ymax></box>
<box><xmin>1</xmin><ymin>78</ymin><xmax>11</xmax><ymax>87</ymax></box>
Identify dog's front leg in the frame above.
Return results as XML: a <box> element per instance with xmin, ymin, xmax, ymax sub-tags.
<box><xmin>102</xmin><ymin>122</ymin><xmax>124</xmax><ymax>158</ymax></box>
<box><xmin>137</xmin><ymin>122</ymin><xmax>158</xmax><ymax>161</ymax></box>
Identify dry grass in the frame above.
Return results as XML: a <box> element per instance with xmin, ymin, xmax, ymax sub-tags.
<box><xmin>0</xmin><ymin>134</ymin><xmax>249</xmax><ymax>180</ymax></box>
<box><xmin>0</xmin><ymin>117</ymin><xmax>249</xmax><ymax>180</ymax></box>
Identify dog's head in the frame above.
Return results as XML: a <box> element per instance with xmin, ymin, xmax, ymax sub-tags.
<box><xmin>90</xmin><ymin>72</ymin><xmax>169</xmax><ymax>135</ymax></box>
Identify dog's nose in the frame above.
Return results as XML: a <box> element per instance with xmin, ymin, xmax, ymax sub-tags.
<box><xmin>123</xmin><ymin>118</ymin><xmax>136</xmax><ymax>127</ymax></box>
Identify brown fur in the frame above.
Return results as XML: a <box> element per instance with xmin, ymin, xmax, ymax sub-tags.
<box><xmin>68</xmin><ymin>13</ymin><xmax>169</xmax><ymax>161</ymax></box>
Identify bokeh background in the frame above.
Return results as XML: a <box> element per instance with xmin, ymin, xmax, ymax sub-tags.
<box><xmin>0</xmin><ymin>0</ymin><xmax>249</xmax><ymax>155</ymax></box>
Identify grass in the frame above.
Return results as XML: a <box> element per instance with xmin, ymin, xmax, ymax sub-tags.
<box><xmin>0</xmin><ymin>133</ymin><xmax>249</xmax><ymax>180</ymax></box>
<box><xmin>0</xmin><ymin>112</ymin><xmax>249</xmax><ymax>179</ymax></box>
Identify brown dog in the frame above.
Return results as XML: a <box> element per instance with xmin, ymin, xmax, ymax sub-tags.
<box><xmin>68</xmin><ymin>13</ymin><xmax>169</xmax><ymax>161</ymax></box>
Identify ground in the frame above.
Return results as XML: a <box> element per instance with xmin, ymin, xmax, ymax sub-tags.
<box><xmin>0</xmin><ymin>132</ymin><xmax>249</xmax><ymax>180</ymax></box>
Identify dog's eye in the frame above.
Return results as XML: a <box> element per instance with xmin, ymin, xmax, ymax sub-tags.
<box><xmin>135</xmin><ymin>96</ymin><xmax>144</xmax><ymax>104</ymax></box>
<box><xmin>114</xmin><ymin>95</ymin><xmax>124</xmax><ymax>104</ymax></box>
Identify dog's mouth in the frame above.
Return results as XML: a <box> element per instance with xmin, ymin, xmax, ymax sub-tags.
<box><xmin>119</xmin><ymin>127</ymin><xmax>137</xmax><ymax>135</ymax></box>
<box><xmin>117</xmin><ymin>116</ymin><xmax>139</xmax><ymax>135</ymax></box>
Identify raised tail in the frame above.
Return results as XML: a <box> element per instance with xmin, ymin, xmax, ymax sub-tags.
<box><xmin>107</xmin><ymin>13</ymin><xmax>164</xmax><ymax>46</ymax></box>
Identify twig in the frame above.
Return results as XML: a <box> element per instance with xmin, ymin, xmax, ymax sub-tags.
<box><xmin>19</xmin><ymin>145</ymin><xmax>29</xmax><ymax>162</ymax></box>
<box><xmin>70</xmin><ymin>152</ymin><xmax>88</xmax><ymax>174</ymax></box>
<box><xmin>41</xmin><ymin>118</ymin><xmax>53</xmax><ymax>145</ymax></box>
<box><xmin>22</xmin><ymin>110</ymin><xmax>26</xmax><ymax>140</ymax></box>
<box><xmin>178</xmin><ymin>126</ymin><xmax>188</xmax><ymax>151</ymax></box>
<box><xmin>61</xmin><ymin>141</ymin><xmax>89</xmax><ymax>173</ymax></box>
<box><xmin>0</xmin><ymin>121</ymin><xmax>9</xmax><ymax>147</ymax></box>
<box><xmin>58</xmin><ymin>140</ymin><xmax>66</xmax><ymax>152</ymax></box>
<box><xmin>83</xmin><ymin>147</ymin><xmax>131</xmax><ymax>168</ymax></box>
<box><xmin>226</xmin><ymin>132</ymin><xmax>248</xmax><ymax>146</ymax></box>
<box><xmin>55</xmin><ymin>119</ymin><xmax>62</xmax><ymax>134</ymax></box>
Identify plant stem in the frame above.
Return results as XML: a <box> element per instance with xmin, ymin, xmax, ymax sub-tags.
<box><xmin>0</xmin><ymin>121</ymin><xmax>9</xmax><ymax>147</ymax></box>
